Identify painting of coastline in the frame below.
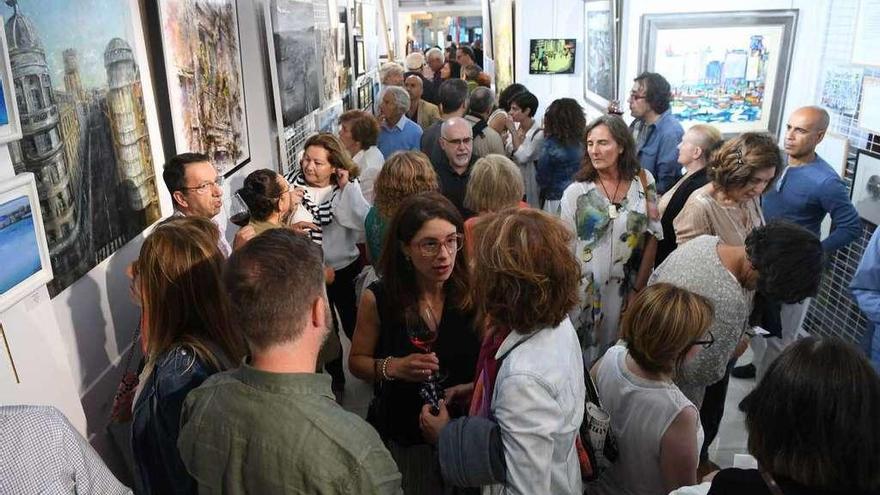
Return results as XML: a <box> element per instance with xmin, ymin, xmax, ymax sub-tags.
<box><xmin>0</xmin><ymin>196</ymin><xmax>40</xmax><ymax>294</ymax></box>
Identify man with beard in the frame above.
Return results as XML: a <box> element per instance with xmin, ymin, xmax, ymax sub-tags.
<box><xmin>434</xmin><ymin>117</ymin><xmax>478</xmax><ymax>218</ymax></box>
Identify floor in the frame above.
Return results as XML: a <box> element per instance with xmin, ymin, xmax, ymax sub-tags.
<box><xmin>336</xmin><ymin>334</ymin><xmax>755</xmax><ymax>469</ymax></box>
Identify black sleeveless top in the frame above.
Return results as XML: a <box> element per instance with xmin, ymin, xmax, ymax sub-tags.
<box><xmin>369</xmin><ymin>279</ymin><xmax>479</xmax><ymax>446</ymax></box>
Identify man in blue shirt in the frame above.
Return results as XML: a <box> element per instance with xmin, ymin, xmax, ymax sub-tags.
<box><xmin>851</xmin><ymin>228</ymin><xmax>880</xmax><ymax>372</ymax></box>
<box><xmin>377</xmin><ymin>86</ymin><xmax>422</xmax><ymax>158</ymax></box>
<box><xmin>627</xmin><ymin>72</ymin><xmax>684</xmax><ymax>195</ymax></box>
<box><xmin>738</xmin><ymin>106</ymin><xmax>861</xmax><ymax>379</ymax></box>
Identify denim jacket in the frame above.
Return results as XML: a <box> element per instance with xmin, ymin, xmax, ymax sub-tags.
<box><xmin>132</xmin><ymin>346</ymin><xmax>219</xmax><ymax>495</ymax></box>
<box><xmin>487</xmin><ymin>318</ymin><xmax>586</xmax><ymax>495</ymax></box>
<box><xmin>535</xmin><ymin>137</ymin><xmax>584</xmax><ymax>202</ymax></box>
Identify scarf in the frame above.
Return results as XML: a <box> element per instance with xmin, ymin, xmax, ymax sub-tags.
<box><xmin>468</xmin><ymin>327</ymin><xmax>513</xmax><ymax>419</ymax></box>
<box><xmin>287</xmin><ymin>171</ymin><xmax>340</xmax><ymax>245</ymax></box>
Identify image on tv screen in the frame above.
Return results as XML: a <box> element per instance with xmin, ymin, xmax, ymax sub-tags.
<box><xmin>529</xmin><ymin>39</ymin><xmax>576</xmax><ymax>74</ymax></box>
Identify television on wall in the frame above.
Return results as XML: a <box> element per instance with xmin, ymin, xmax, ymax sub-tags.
<box><xmin>529</xmin><ymin>39</ymin><xmax>576</xmax><ymax>74</ymax></box>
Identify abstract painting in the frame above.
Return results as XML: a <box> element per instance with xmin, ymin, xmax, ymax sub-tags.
<box><xmin>488</xmin><ymin>0</ymin><xmax>515</xmax><ymax>92</ymax></box>
<box><xmin>152</xmin><ymin>0</ymin><xmax>250</xmax><ymax>175</ymax></box>
<box><xmin>0</xmin><ymin>0</ymin><xmax>162</xmax><ymax>297</ymax></box>
<box><xmin>266</xmin><ymin>0</ymin><xmax>321</xmax><ymax>128</ymax></box>
<box><xmin>852</xmin><ymin>151</ymin><xmax>880</xmax><ymax>226</ymax></box>
<box><xmin>820</xmin><ymin>66</ymin><xmax>863</xmax><ymax>116</ymax></box>
<box><xmin>639</xmin><ymin>10</ymin><xmax>798</xmax><ymax>136</ymax></box>
<box><xmin>584</xmin><ymin>0</ymin><xmax>617</xmax><ymax>110</ymax></box>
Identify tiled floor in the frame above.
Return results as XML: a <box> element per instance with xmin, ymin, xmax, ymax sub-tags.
<box><xmin>337</xmin><ymin>334</ymin><xmax>755</xmax><ymax>469</ymax></box>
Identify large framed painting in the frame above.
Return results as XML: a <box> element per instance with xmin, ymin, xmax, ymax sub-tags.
<box><xmin>488</xmin><ymin>0</ymin><xmax>515</xmax><ymax>92</ymax></box>
<box><xmin>0</xmin><ymin>173</ymin><xmax>52</xmax><ymax>312</ymax></box>
<box><xmin>852</xmin><ymin>150</ymin><xmax>880</xmax><ymax>226</ymax></box>
<box><xmin>147</xmin><ymin>0</ymin><xmax>251</xmax><ymax>176</ymax></box>
<box><xmin>639</xmin><ymin>10</ymin><xmax>798</xmax><ymax>137</ymax></box>
<box><xmin>583</xmin><ymin>0</ymin><xmax>618</xmax><ymax>111</ymax></box>
<box><xmin>0</xmin><ymin>0</ymin><xmax>164</xmax><ymax>297</ymax></box>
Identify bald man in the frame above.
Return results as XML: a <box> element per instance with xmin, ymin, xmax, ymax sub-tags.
<box><xmin>404</xmin><ymin>75</ymin><xmax>441</xmax><ymax>130</ymax></box>
<box><xmin>435</xmin><ymin>117</ymin><xmax>478</xmax><ymax>217</ymax></box>
<box><xmin>736</xmin><ymin>106</ymin><xmax>861</xmax><ymax>380</ymax></box>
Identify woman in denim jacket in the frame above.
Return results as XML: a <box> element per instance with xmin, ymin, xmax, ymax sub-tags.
<box><xmin>129</xmin><ymin>216</ymin><xmax>246</xmax><ymax>494</ymax></box>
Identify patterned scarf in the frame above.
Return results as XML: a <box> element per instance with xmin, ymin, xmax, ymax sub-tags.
<box><xmin>287</xmin><ymin>170</ymin><xmax>340</xmax><ymax>245</ymax></box>
<box><xmin>468</xmin><ymin>327</ymin><xmax>513</xmax><ymax>419</ymax></box>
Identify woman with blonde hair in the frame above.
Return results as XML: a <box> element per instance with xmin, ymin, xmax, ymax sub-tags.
<box><xmin>130</xmin><ymin>216</ymin><xmax>246</xmax><ymax>495</ymax></box>
<box><xmin>462</xmin><ymin>153</ymin><xmax>526</xmax><ymax>252</ymax></box>
<box><xmin>364</xmin><ymin>150</ymin><xmax>439</xmax><ymax>264</ymax></box>
<box><xmin>591</xmin><ymin>283</ymin><xmax>714</xmax><ymax>495</ymax></box>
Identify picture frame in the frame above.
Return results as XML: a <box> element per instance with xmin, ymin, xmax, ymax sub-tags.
<box><xmin>583</xmin><ymin>0</ymin><xmax>618</xmax><ymax>111</ymax></box>
<box><xmin>354</xmin><ymin>35</ymin><xmax>366</xmax><ymax>77</ymax></box>
<box><xmin>0</xmin><ymin>173</ymin><xmax>53</xmax><ymax>313</ymax></box>
<box><xmin>528</xmin><ymin>39</ymin><xmax>576</xmax><ymax>75</ymax></box>
<box><xmin>487</xmin><ymin>0</ymin><xmax>515</xmax><ymax>92</ymax></box>
<box><xmin>851</xmin><ymin>150</ymin><xmax>880</xmax><ymax>226</ymax></box>
<box><xmin>0</xmin><ymin>17</ymin><xmax>21</xmax><ymax>144</ymax></box>
<box><xmin>639</xmin><ymin>10</ymin><xmax>798</xmax><ymax>137</ymax></box>
<box><xmin>816</xmin><ymin>132</ymin><xmax>849</xmax><ymax>178</ymax></box>
<box><xmin>147</xmin><ymin>0</ymin><xmax>251</xmax><ymax>177</ymax></box>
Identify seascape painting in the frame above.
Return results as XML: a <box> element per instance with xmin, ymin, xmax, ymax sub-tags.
<box><xmin>156</xmin><ymin>0</ymin><xmax>250</xmax><ymax>174</ymax></box>
<box><xmin>270</xmin><ymin>0</ymin><xmax>322</xmax><ymax>127</ymax></box>
<box><xmin>0</xmin><ymin>0</ymin><xmax>161</xmax><ymax>296</ymax></box>
<box><xmin>0</xmin><ymin>195</ymin><xmax>39</xmax><ymax>294</ymax></box>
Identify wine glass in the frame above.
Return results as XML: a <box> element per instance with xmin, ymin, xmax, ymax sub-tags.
<box><xmin>407</xmin><ymin>312</ymin><xmax>445</xmax><ymax>413</ymax></box>
<box><xmin>229</xmin><ymin>191</ymin><xmax>250</xmax><ymax>227</ymax></box>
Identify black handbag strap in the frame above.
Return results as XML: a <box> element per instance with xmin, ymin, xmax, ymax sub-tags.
<box><xmin>760</xmin><ymin>468</ymin><xmax>785</xmax><ymax>495</ymax></box>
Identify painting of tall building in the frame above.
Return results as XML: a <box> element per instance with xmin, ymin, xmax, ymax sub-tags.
<box><xmin>157</xmin><ymin>0</ymin><xmax>249</xmax><ymax>173</ymax></box>
<box><xmin>1</xmin><ymin>0</ymin><xmax>161</xmax><ymax>296</ymax></box>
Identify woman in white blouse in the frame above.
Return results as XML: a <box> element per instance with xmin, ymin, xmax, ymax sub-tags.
<box><xmin>338</xmin><ymin>110</ymin><xmax>385</xmax><ymax>203</ymax></box>
<box><xmin>505</xmin><ymin>91</ymin><xmax>543</xmax><ymax>208</ymax></box>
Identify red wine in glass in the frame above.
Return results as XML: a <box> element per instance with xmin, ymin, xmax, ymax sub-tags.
<box><xmin>230</xmin><ymin>212</ymin><xmax>251</xmax><ymax>227</ymax></box>
<box><xmin>409</xmin><ymin>332</ymin><xmax>436</xmax><ymax>353</ymax></box>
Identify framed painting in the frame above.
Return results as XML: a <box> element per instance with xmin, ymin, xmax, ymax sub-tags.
<box><xmin>583</xmin><ymin>0</ymin><xmax>618</xmax><ymax>111</ymax></box>
<box><xmin>0</xmin><ymin>173</ymin><xmax>53</xmax><ymax>312</ymax></box>
<box><xmin>639</xmin><ymin>10</ymin><xmax>798</xmax><ymax>137</ymax></box>
<box><xmin>148</xmin><ymin>0</ymin><xmax>251</xmax><ymax>176</ymax></box>
<box><xmin>852</xmin><ymin>150</ymin><xmax>880</xmax><ymax>226</ymax></box>
<box><xmin>488</xmin><ymin>0</ymin><xmax>515</xmax><ymax>92</ymax></box>
<box><xmin>0</xmin><ymin>0</ymin><xmax>164</xmax><ymax>297</ymax></box>
<box><xmin>0</xmin><ymin>17</ymin><xmax>21</xmax><ymax>144</ymax></box>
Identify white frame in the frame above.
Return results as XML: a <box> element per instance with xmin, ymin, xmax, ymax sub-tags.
<box><xmin>852</xmin><ymin>150</ymin><xmax>880</xmax><ymax>226</ymax></box>
<box><xmin>0</xmin><ymin>16</ymin><xmax>21</xmax><ymax>144</ymax></box>
<box><xmin>583</xmin><ymin>0</ymin><xmax>618</xmax><ymax>111</ymax></box>
<box><xmin>0</xmin><ymin>173</ymin><xmax>53</xmax><ymax>312</ymax></box>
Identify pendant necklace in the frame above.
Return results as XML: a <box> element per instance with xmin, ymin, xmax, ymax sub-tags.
<box><xmin>598</xmin><ymin>176</ymin><xmax>623</xmax><ymax>219</ymax></box>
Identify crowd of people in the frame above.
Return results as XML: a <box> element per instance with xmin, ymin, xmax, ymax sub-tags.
<box><xmin>4</xmin><ymin>40</ymin><xmax>880</xmax><ymax>495</ymax></box>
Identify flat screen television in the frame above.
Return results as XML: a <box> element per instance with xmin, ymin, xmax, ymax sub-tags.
<box><xmin>529</xmin><ymin>39</ymin><xmax>576</xmax><ymax>74</ymax></box>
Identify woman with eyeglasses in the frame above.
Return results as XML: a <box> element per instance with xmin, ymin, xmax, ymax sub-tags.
<box><xmin>232</xmin><ymin>169</ymin><xmax>295</xmax><ymax>250</ymax></box>
<box><xmin>590</xmin><ymin>283</ymin><xmax>714</xmax><ymax>495</ymax></box>
<box><xmin>349</xmin><ymin>191</ymin><xmax>479</xmax><ymax>493</ymax></box>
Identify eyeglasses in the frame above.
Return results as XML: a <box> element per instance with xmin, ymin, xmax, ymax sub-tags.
<box><xmin>413</xmin><ymin>233</ymin><xmax>463</xmax><ymax>257</ymax></box>
<box><xmin>180</xmin><ymin>176</ymin><xmax>223</xmax><ymax>195</ymax></box>
<box><xmin>691</xmin><ymin>331</ymin><xmax>715</xmax><ymax>349</ymax></box>
<box><xmin>442</xmin><ymin>137</ymin><xmax>473</xmax><ymax>147</ymax></box>
<box><xmin>628</xmin><ymin>92</ymin><xmax>647</xmax><ymax>101</ymax></box>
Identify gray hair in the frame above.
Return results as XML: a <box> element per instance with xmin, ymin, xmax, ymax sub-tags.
<box><xmin>468</xmin><ymin>87</ymin><xmax>495</xmax><ymax>115</ymax></box>
<box><xmin>441</xmin><ymin>117</ymin><xmax>473</xmax><ymax>139</ymax></box>
<box><xmin>379</xmin><ymin>62</ymin><xmax>405</xmax><ymax>85</ymax></box>
<box><xmin>405</xmin><ymin>52</ymin><xmax>426</xmax><ymax>71</ymax></box>
<box><xmin>382</xmin><ymin>86</ymin><xmax>410</xmax><ymax>114</ymax></box>
<box><xmin>426</xmin><ymin>47</ymin><xmax>443</xmax><ymax>62</ymax></box>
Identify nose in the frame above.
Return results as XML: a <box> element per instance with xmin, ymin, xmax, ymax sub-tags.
<box><xmin>753</xmin><ymin>181</ymin><xmax>768</xmax><ymax>195</ymax></box>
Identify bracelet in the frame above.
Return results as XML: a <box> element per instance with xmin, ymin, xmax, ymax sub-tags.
<box><xmin>381</xmin><ymin>357</ymin><xmax>395</xmax><ymax>381</ymax></box>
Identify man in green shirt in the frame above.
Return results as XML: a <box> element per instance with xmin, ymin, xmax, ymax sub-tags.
<box><xmin>177</xmin><ymin>229</ymin><xmax>402</xmax><ymax>494</ymax></box>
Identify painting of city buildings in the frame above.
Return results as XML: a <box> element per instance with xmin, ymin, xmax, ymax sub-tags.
<box><xmin>651</xmin><ymin>25</ymin><xmax>785</xmax><ymax>135</ymax></box>
<box><xmin>157</xmin><ymin>0</ymin><xmax>250</xmax><ymax>174</ymax></box>
<box><xmin>1</xmin><ymin>0</ymin><xmax>161</xmax><ymax>296</ymax></box>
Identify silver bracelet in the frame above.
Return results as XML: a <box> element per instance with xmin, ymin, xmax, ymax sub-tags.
<box><xmin>381</xmin><ymin>357</ymin><xmax>395</xmax><ymax>381</ymax></box>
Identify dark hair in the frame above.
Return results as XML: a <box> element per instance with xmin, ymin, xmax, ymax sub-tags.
<box><xmin>544</xmin><ymin>98</ymin><xmax>586</xmax><ymax>146</ymax></box>
<box><xmin>633</xmin><ymin>72</ymin><xmax>672</xmax><ymax>114</ymax></box>
<box><xmin>745</xmin><ymin>220</ymin><xmax>823</xmax><ymax>304</ymax></box>
<box><xmin>575</xmin><ymin>115</ymin><xmax>640</xmax><ymax>182</ymax></box>
<box><xmin>438</xmin><ymin>78</ymin><xmax>468</xmax><ymax>113</ymax></box>
<box><xmin>238</xmin><ymin>169</ymin><xmax>285</xmax><ymax>221</ymax></box>
<box><xmin>511</xmin><ymin>91</ymin><xmax>539</xmax><ymax>118</ymax></box>
<box><xmin>162</xmin><ymin>152</ymin><xmax>211</xmax><ymax>194</ymax></box>
<box><xmin>378</xmin><ymin>191</ymin><xmax>470</xmax><ymax>325</ymax></box>
<box><xmin>338</xmin><ymin>110</ymin><xmax>380</xmax><ymax>148</ymax></box>
<box><xmin>740</xmin><ymin>337</ymin><xmax>880</xmax><ymax>491</ymax></box>
<box><xmin>497</xmin><ymin>83</ymin><xmax>528</xmax><ymax>112</ymax></box>
<box><xmin>707</xmin><ymin>132</ymin><xmax>783</xmax><ymax>193</ymax></box>
<box><xmin>304</xmin><ymin>133</ymin><xmax>360</xmax><ymax>179</ymax></box>
<box><xmin>468</xmin><ymin>86</ymin><xmax>495</xmax><ymax>115</ymax></box>
<box><xmin>463</xmin><ymin>64</ymin><xmax>482</xmax><ymax>81</ymax></box>
<box><xmin>457</xmin><ymin>45</ymin><xmax>475</xmax><ymax>61</ymax></box>
<box><xmin>225</xmin><ymin>229</ymin><xmax>325</xmax><ymax>350</ymax></box>
<box><xmin>443</xmin><ymin>61</ymin><xmax>462</xmax><ymax>80</ymax></box>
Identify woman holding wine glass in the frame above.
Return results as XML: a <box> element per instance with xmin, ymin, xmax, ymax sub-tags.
<box><xmin>349</xmin><ymin>191</ymin><xmax>479</xmax><ymax>494</ymax></box>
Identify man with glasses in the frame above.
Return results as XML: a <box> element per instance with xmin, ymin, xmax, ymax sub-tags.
<box><xmin>627</xmin><ymin>72</ymin><xmax>685</xmax><ymax>195</ymax></box>
<box><xmin>649</xmin><ymin>221</ymin><xmax>823</xmax><ymax>471</ymax></box>
<box><xmin>434</xmin><ymin>117</ymin><xmax>478</xmax><ymax>218</ymax></box>
<box><xmin>162</xmin><ymin>152</ymin><xmax>231</xmax><ymax>256</ymax></box>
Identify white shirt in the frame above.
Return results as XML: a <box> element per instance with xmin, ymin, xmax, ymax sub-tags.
<box><xmin>291</xmin><ymin>181</ymin><xmax>370</xmax><ymax>269</ymax></box>
<box><xmin>172</xmin><ymin>210</ymin><xmax>232</xmax><ymax>258</ymax></box>
<box><xmin>352</xmin><ymin>146</ymin><xmax>385</xmax><ymax>204</ymax></box>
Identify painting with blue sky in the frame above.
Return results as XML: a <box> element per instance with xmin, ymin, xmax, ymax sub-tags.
<box><xmin>0</xmin><ymin>195</ymin><xmax>40</xmax><ymax>294</ymax></box>
<box><xmin>0</xmin><ymin>78</ymin><xmax>8</xmax><ymax>126</ymax></box>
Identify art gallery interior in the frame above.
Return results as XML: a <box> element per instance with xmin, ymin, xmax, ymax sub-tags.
<box><xmin>0</xmin><ymin>0</ymin><xmax>879</xmax><ymax>489</ymax></box>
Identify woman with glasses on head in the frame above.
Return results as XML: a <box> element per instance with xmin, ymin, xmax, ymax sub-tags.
<box><xmin>349</xmin><ymin>191</ymin><xmax>479</xmax><ymax>493</ymax></box>
<box><xmin>591</xmin><ymin>283</ymin><xmax>713</xmax><ymax>495</ymax></box>
<box><xmin>129</xmin><ymin>216</ymin><xmax>247</xmax><ymax>495</ymax></box>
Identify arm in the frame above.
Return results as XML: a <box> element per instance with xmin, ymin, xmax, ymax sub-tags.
<box><xmin>492</xmin><ymin>373</ymin><xmax>561</xmax><ymax>495</ymax></box>
<box><xmin>851</xmin><ymin>228</ymin><xmax>880</xmax><ymax>323</ymax></box>
<box><xmin>333</xmin><ymin>180</ymin><xmax>371</xmax><ymax>231</ymax></box>
<box><xmin>819</xmin><ymin>177</ymin><xmax>861</xmax><ymax>253</ymax></box>
<box><xmin>634</xmin><ymin>234</ymin><xmax>658</xmax><ymax>291</ymax></box>
<box><xmin>660</xmin><ymin>406</ymin><xmax>700</xmax><ymax>492</ymax></box>
<box><xmin>350</xmin><ymin>443</ymin><xmax>404</xmax><ymax>495</ymax></box>
<box><xmin>232</xmin><ymin>226</ymin><xmax>255</xmax><ymax>250</ymax></box>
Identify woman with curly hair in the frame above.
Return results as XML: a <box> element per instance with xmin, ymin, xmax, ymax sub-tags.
<box><xmin>536</xmin><ymin>98</ymin><xmax>586</xmax><ymax>214</ymax></box>
<box><xmin>560</xmin><ymin>114</ymin><xmax>662</xmax><ymax>363</ymax></box>
<box><xmin>364</xmin><ymin>150</ymin><xmax>439</xmax><ymax>264</ymax></box>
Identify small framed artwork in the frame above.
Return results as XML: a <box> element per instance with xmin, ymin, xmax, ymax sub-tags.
<box><xmin>354</xmin><ymin>35</ymin><xmax>366</xmax><ymax>77</ymax></box>
<box><xmin>0</xmin><ymin>173</ymin><xmax>53</xmax><ymax>313</ymax></box>
<box><xmin>851</xmin><ymin>150</ymin><xmax>880</xmax><ymax>226</ymax></box>
<box><xmin>528</xmin><ymin>39</ymin><xmax>576</xmax><ymax>74</ymax></box>
<box><xmin>0</xmin><ymin>17</ymin><xmax>21</xmax><ymax>144</ymax></box>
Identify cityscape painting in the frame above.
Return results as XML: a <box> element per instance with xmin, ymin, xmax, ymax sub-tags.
<box><xmin>0</xmin><ymin>0</ymin><xmax>162</xmax><ymax>296</ymax></box>
<box><xmin>584</xmin><ymin>0</ymin><xmax>616</xmax><ymax>109</ymax></box>
<box><xmin>639</xmin><ymin>10</ymin><xmax>798</xmax><ymax>136</ymax></box>
<box><xmin>154</xmin><ymin>0</ymin><xmax>251</xmax><ymax>175</ymax></box>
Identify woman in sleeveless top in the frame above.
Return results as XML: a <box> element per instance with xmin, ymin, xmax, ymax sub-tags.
<box><xmin>233</xmin><ymin>169</ymin><xmax>293</xmax><ymax>250</ymax></box>
<box><xmin>350</xmin><ymin>192</ymin><xmax>479</xmax><ymax>494</ymax></box>
<box><xmin>591</xmin><ymin>283</ymin><xmax>714</xmax><ymax>495</ymax></box>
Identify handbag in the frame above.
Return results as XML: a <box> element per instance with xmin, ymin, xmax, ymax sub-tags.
<box><xmin>577</xmin><ymin>360</ymin><xmax>618</xmax><ymax>482</ymax></box>
<box><xmin>109</xmin><ymin>323</ymin><xmax>141</xmax><ymax>424</ymax></box>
